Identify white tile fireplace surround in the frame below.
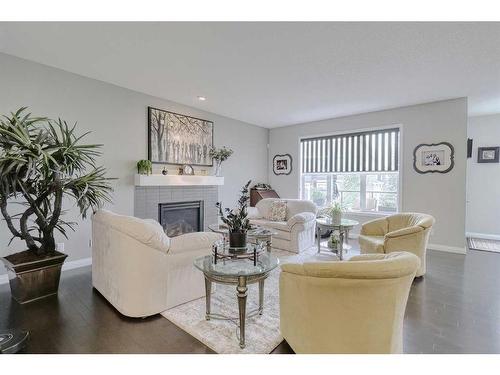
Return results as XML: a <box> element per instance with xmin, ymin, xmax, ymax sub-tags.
<box><xmin>134</xmin><ymin>185</ymin><xmax>219</xmax><ymax>231</ymax></box>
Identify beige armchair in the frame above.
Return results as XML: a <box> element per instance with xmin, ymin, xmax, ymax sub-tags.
<box><xmin>279</xmin><ymin>252</ymin><xmax>420</xmax><ymax>354</ymax></box>
<box><xmin>358</xmin><ymin>213</ymin><xmax>435</xmax><ymax>276</ymax></box>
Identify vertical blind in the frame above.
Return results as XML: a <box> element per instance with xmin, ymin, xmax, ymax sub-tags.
<box><xmin>301</xmin><ymin>128</ymin><xmax>399</xmax><ymax>173</ymax></box>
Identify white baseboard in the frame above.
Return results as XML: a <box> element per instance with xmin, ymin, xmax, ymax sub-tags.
<box><xmin>466</xmin><ymin>232</ymin><xmax>500</xmax><ymax>241</ymax></box>
<box><xmin>61</xmin><ymin>257</ymin><xmax>92</xmax><ymax>271</ymax></box>
<box><xmin>0</xmin><ymin>256</ymin><xmax>92</xmax><ymax>285</ymax></box>
<box><xmin>428</xmin><ymin>243</ymin><xmax>467</xmax><ymax>254</ymax></box>
<box><xmin>349</xmin><ymin>234</ymin><xmax>466</xmax><ymax>255</ymax></box>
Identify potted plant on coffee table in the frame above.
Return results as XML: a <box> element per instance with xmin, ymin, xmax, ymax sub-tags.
<box><xmin>215</xmin><ymin>180</ymin><xmax>252</xmax><ymax>248</ymax></box>
<box><xmin>0</xmin><ymin>108</ymin><xmax>113</xmax><ymax>304</ymax></box>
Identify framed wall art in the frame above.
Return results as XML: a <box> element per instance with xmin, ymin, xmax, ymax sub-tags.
<box><xmin>477</xmin><ymin>147</ymin><xmax>499</xmax><ymax>163</ymax></box>
<box><xmin>148</xmin><ymin>106</ymin><xmax>214</xmax><ymax>166</ymax></box>
<box><xmin>413</xmin><ymin>142</ymin><xmax>455</xmax><ymax>174</ymax></box>
<box><xmin>273</xmin><ymin>154</ymin><xmax>293</xmax><ymax>175</ymax></box>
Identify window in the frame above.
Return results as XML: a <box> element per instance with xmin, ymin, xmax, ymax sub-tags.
<box><xmin>300</xmin><ymin>128</ymin><xmax>400</xmax><ymax>213</ymax></box>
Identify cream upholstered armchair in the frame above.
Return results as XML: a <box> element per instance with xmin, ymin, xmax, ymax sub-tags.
<box><xmin>92</xmin><ymin>210</ymin><xmax>221</xmax><ymax>317</ymax></box>
<box><xmin>279</xmin><ymin>252</ymin><xmax>420</xmax><ymax>354</ymax></box>
<box><xmin>358</xmin><ymin>213</ymin><xmax>435</xmax><ymax>277</ymax></box>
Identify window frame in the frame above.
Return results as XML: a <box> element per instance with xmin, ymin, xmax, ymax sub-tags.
<box><xmin>298</xmin><ymin>125</ymin><xmax>403</xmax><ymax>215</ymax></box>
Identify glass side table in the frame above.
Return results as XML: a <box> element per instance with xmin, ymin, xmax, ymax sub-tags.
<box><xmin>316</xmin><ymin>217</ymin><xmax>359</xmax><ymax>260</ymax></box>
<box><xmin>194</xmin><ymin>247</ymin><xmax>279</xmax><ymax>349</ymax></box>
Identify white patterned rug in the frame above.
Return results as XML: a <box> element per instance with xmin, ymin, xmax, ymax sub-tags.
<box><xmin>468</xmin><ymin>237</ymin><xmax>500</xmax><ymax>253</ymax></box>
<box><xmin>161</xmin><ymin>248</ymin><xmax>337</xmax><ymax>354</ymax></box>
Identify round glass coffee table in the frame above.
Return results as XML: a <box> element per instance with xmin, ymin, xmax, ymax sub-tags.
<box><xmin>194</xmin><ymin>245</ymin><xmax>279</xmax><ymax>349</ymax></box>
<box><xmin>316</xmin><ymin>217</ymin><xmax>359</xmax><ymax>260</ymax></box>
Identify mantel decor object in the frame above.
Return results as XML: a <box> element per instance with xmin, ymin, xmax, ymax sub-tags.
<box><xmin>477</xmin><ymin>147</ymin><xmax>499</xmax><ymax>163</ymax></box>
<box><xmin>178</xmin><ymin>164</ymin><xmax>194</xmax><ymax>175</ymax></box>
<box><xmin>273</xmin><ymin>154</ymin><xmax>292</xmax><ymax>175</ymax></box>
<box><xmin>413</xmin><ymin>142</ymin><xmax>455</xmax><ymax>174</ymax></box>
<box><xmin>137</xmin><ymin>159</ymin><xmax>152</xmax><ymax>175</ymax></box>
<box><xmin>209</xmin><ymin>146</ymin><xmax>233</xmax><ymax>177</ymax></box>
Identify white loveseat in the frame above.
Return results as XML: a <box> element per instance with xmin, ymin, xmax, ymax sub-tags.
<box><xmin>91</xmin><ymin>210</ymin><xmax>221</xmax><ymax>318</ymax></box>
<box><xmin>248</xmin><ymin>198</ymin><xmax>317</xmax><ymax>253</ymax></box>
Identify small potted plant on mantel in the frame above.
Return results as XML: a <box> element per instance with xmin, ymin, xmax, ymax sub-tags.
<box><xmin>209</xmin><ymin>146</ymin><xmax>233</xmax><ymax>177</ymax></box>
<box><xmin>216</xmin><ymin>180</ymin><xmax>252</xmax><ymax>248</ymax></box>
<box><xmin>136</xmin><ymin>159</ymin><xmax>152</xmax><ymax>175</ymax></box>
<box><xmin>0</xmin><ymin>108</ymin><xmax>113</xmax><ymax>304</ymax></box>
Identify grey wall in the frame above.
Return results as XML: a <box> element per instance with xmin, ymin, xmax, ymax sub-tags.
<box><xmin>269</xmin><ymin>98</ymin><xmax>468</xmax><ymax>251</ymax></box>
<box><xmin>0</xmin><ymin>53</ymin><xmax>269</xmax><ymax>274</ymax></box>
<box><xmin>466</xmin><ymin>114</ymin><xmax>500</xmax><ymax>238</ymax></box>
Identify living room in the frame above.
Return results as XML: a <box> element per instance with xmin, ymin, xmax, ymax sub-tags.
<box><xmin>1</xmin><ymin>1</ymin><xmax>500</xmax><ymax>372</ymax></box>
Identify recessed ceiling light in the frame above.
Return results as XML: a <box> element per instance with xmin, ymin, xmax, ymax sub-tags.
<box><xmin>197</xmin><ymin>96</ymin><xmax>207</xmax><ymax>101</ymax></box>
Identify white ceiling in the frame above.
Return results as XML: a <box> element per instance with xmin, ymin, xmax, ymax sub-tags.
<box><xmin>0</xmin><ymin>22</ymin><xmax>499</xmax><ymax>128</ymax></box>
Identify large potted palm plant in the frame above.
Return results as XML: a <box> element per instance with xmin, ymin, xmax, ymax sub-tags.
<box><xmin>0</xmin><ymin>108</ymin><xmax>113</xmax><ymax>303</ymax></box>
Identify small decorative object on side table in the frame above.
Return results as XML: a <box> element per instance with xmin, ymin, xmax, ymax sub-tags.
<box><xmin>194</xmin><ymin>246</ymin><xmax>279</xmax><ymax>349</ymax></box>
<box><xmin>327</xmin><ymin>232</ymin><xmax>341</xmax><ymax>252</ymax></box>
<box><xmin>316</xmin><ymin>217</ymin><xmax>359</xmax><ymax>260</ymax></box>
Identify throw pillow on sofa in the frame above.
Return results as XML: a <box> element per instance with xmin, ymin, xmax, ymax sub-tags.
<box><xmin>268</xmin><ymin>200</ymin><xmax>287</xmax><ymax>221</ymax></box>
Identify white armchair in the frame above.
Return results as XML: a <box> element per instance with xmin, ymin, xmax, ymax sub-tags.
<box><xmin>91</xmin><ymin>210</ymin><xmax>221</xmax><ymax>317</ymax></box>
<box><xmin>248</xmin><ymin>198</ymin><xmax>317</xmax><ymax>253</ymax></box>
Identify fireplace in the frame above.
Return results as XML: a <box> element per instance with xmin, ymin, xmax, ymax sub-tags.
<box><xmin>158</xmin><ymin>200</ymin><xmax>204</xmax><ymax>237</ymax></box>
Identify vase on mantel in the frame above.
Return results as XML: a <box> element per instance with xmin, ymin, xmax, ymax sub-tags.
<box><xmin>214</xmin><ymin>160</ymin><xmax>222</xmax><ymax>177</ymax></box>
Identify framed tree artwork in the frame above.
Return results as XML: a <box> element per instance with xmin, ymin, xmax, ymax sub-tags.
<box><xmin>148</xmin><ymin>107</ymin><xmax>214</xmax><ymax>166</ymax></box>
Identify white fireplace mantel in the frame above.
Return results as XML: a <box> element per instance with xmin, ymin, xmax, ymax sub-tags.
<box><xmin>134</xmin><ymin>174</ymin><xmax>224</xmax><ymax>187</ymax></box>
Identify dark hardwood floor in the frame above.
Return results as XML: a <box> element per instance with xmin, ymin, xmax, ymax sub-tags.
<box><xmin>1</xmin><ymin>247</ymin><xmax>500</xmax><ymax>354</ymax></box>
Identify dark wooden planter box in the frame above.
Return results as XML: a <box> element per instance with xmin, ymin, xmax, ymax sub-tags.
<box><xmin>1</xmin><ymin>251</ymin><xmax>68</xmax><ymax>304</ymax></box>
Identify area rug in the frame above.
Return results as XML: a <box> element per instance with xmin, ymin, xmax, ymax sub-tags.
<box><xmin>467</xmin><ymin>237</ymin><xmax>500</xmax><ymax>253</ymax></box>
<box><xmin>161</xmin><ymin>248</ymin><xmax>334</xmax><ymax>354</ymax></box>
